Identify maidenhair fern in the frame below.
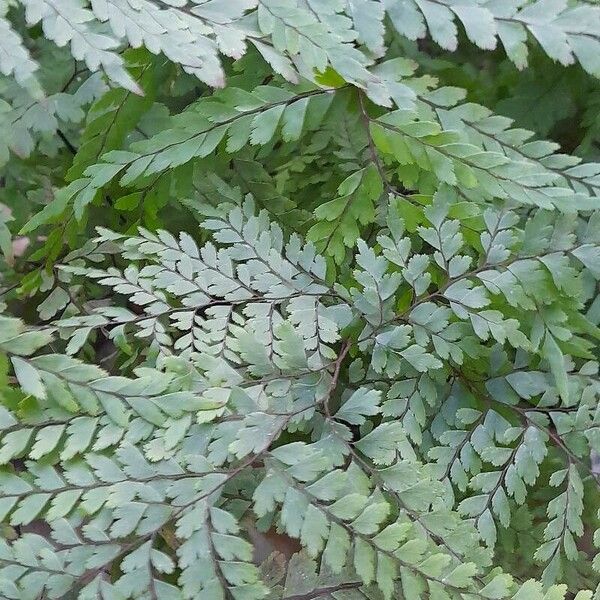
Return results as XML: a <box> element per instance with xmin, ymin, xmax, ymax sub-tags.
<box><xmin>0</xmin><ymin>0</ymin><xmax>600</xmax><ymax>599</ymax></box>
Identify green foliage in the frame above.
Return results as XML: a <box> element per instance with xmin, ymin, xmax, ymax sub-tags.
<box><xmin>0</xmin><ymin>0</ymin><xmax>600</xmax><ymax>598</ymax></box>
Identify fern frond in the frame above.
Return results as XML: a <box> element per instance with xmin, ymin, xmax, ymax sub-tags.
<box><xmin>419</xmin><ymin>86</ymin><xmax>600</xmax><ymax>199</ymax></box>
<box><xmin>19</xmin><ymin>0</ymin><xmax>139</xmax><ymax>92</ymax></box>
<box><xmin>383</xmin><ymin>0</ymin><xmax>600</xmax><ymax>77</ymax></box>
<box><xmin>0</xmin><ymin>9</ymin><xmax>41</xmax><ymax>97</ymax></box>
<box><xmin>2</xmin><ymin>5</ymin><xmax>600</xmax><ymax>596</ymax></box>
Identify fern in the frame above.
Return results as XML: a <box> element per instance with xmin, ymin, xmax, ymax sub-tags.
<box><xmin>383</xmin><ymin>0</ymin><xmax>600</xmax><ymax>76</ymax></box>
<box><xmin>1</xmin><ymin>1</ymin><xmax>600</xmax><ymax>598</ymax></box>
<box><xmin>1</xmin><ymin>197</ymin><xmax>599</xmax><ymax>596</ymax></box>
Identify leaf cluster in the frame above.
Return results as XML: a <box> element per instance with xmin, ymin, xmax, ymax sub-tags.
<box><xmin>0</xmin><ymin>1</ymin><xmax>600</xmax><ymax>599</ymax></box>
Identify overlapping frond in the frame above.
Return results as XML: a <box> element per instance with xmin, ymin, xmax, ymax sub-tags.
<box><xmin>1</xmin><ymin>197</ymin><xmax>599</xmax><ymax>596</ymax></box>
<box><xmin>1</xmin><ymin>0</ymin><xmax>600</xmax><ymax>597</ymax></box>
